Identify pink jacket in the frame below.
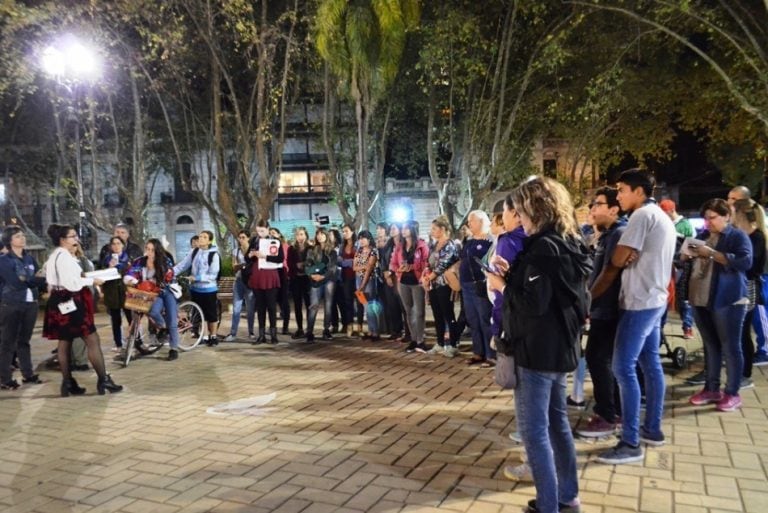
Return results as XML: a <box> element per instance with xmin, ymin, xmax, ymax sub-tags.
<box><xmin>389</xmin><ymin>239</ymin><xmax>430</xmax><ymax>281</ymax></box>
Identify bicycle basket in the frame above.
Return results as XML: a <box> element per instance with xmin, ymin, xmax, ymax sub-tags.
<box><xmin>124</xmin><ymin>287</ymin><xmax>159</xmax><ymax>313</ymax></box>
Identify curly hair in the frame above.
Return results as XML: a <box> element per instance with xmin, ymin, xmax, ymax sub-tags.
<box><xmin>510</xmin><ymin>176</ymin><xmax>580</xmax><ymax>238</ymax></box>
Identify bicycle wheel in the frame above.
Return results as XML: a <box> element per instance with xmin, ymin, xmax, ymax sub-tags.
<box><xmin>177</xmin><ymin>301</ymin><xmax>205</xmax><ymax>351</ymax></box>
<box><xmin>123</xmin><ymin>316</ymin><xmax>141</xmax><ymax>367</ymax></box>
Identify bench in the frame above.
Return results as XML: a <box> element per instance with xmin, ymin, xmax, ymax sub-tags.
<box><xmin>217</xmin><ymin>277</ymin><xmax>236</xmax><ymax>304</ymax></box>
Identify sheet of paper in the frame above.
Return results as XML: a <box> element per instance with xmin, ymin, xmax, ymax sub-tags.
<box><xmin>84</xmin><ymin>268</ymin><xmax>121</xmax><ymax>281</ymax></box>
<box><xmin>680</xmin><ymin>237</ymin><xmax>706</xmax><ymax>257</ymax></box>
<box><xmin>258</xmin><ymin>239</ymin><xmax>283</xmax><ymax>269</ymax></box>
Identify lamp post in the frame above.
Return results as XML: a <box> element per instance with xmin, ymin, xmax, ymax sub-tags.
<box><xmin>40</xmin><ymin>36</ymin><xmax>101</xmax><ymax>242</ymax></box>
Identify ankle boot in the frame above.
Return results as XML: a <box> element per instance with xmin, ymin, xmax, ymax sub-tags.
<box><xmin>270</xmin><ymin>327</ymin><xmax>279</xmax><ymax>344</ymax></box>
<box><xmin>61</xmin><ymin>377</ymin><xmax>86</xmax><ymax>397</ymax></box>
<box><xmin>97</xmin><ymin>374</ymin><xmax>123</xmax><ymax>395</ymax></box>
<box><xmin>253</xmin><ymin>328</ymin><xmax>266</xmax><ymax>345</ymax></box>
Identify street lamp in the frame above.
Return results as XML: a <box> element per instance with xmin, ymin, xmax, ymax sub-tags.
<box><xmin>40</xmin><ymin>35</ymin><xmax>101</xmax><ymax>242</ymax></box>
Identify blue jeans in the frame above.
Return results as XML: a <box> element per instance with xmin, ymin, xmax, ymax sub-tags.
<box><xmin>356</xmin><ymin>276</ymin><xmax>381</xmax><ymax>335</ymax></box>
<box><xmin>692</xmin><ymin>304</ymin><xmax>747</xmax><ymax>396</ymax></box>
<box><xmin>612</xmin><ymin>307</ymin><xmax>666</xmax><ymax>446</ymax></box>
<box><xmin>679</xmin><ymin>300</ymin><xmax>693</xmax><ymax>331</ymax></box>
<box><xmin>753</xmin><ymin>278</ymin><xmax>768</xmax><ymax>355</ymax></box>
<box><xmin>516</xmin><ymin>367</ymin><xmax>579</xmax><ymax>513</ymax></box>
<box><xmin>307</xmin><ymin>280</ymin><xmax>336</xmax><ymax>335</ymax></box>
<box><xmin>570</xmin><ymin>356</ymin><xmax>586</xmax><ymax>401</ymax></box>
<box><xmin>149</xmin><ymin>288</ymin><xmax>180</xmax><ymax>349</ymax></box>
<box><xmin>230</xmin><ymin>278</ymin><xmax>255</xmax><ymax>336</ymax></box>
<box><xmin>460</xmin><ymin>282</ymin><xmax>495</xmax><ymax>360</ymax></box>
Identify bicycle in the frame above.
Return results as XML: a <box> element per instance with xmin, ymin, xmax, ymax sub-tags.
<box><xmin>121</xmin><ymin>283</ymin><xmax>206</xmax><ymax>367</ymax></box>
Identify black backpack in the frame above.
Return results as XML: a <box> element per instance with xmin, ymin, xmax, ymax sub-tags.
<box><xmin>191</xmin><ymin>248</ymin><xmax>221</xmax><ymax>281</ymax></box>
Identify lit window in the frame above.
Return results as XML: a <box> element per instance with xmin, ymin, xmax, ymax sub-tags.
<box><xmin>278</xmin><ymin>172</ymin><xmax>309</xmax><ymax>193</ymax></box>
<box><xmin>310</xmin><ymin>171</ymin><xmax>330</xmax><ymax>192</ymax></box>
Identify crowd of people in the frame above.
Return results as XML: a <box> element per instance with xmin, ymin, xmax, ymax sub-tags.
<box><xmin>0</xmin><ymin>170</ymin><xmax>767</xmax><ymax>513</ymax></box>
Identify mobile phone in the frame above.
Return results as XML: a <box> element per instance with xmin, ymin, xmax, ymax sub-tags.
<box><xmin>473</xmin><ymin>256</ymin><xmax>495</xmax><ymax>274</ymax></box>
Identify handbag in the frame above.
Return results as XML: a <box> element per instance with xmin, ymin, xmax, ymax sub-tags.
<box><xmin>495</xmin><ymin>352</ymin><xmax>517</xmax><ymax>389</ymax></box>
<box><xmin>443</xmin><ymin>261</ymin><xmax>461</xmax><ymax>292</ymax></box>
<box><xmin>58</xmin><ymin>299</ymin><xmax>77</xmax><ymax>314</ymax></box>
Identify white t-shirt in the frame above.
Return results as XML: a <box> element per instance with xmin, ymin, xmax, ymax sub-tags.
<box><xmin>618</xmin><ymin>203</ymin><xmax>676</xmax><ymax>311</ymax></box>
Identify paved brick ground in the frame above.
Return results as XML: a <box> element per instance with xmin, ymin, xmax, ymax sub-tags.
<box><xmin>1</xmin><ymin>311</ymin><xmax>766</xmax><ymax>513</ymax></box>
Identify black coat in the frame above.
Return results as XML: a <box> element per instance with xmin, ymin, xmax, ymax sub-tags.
<box><xmin>499</xmin><ymin>229</ymin><xmax>592</xmax><ymax>373</ymax></box>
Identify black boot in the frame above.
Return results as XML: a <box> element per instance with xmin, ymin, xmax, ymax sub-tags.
<box><xmin>253</xmin><ymin>329</ymin><xmax>266</xmax><ymax>345</ymax></box>
<box><xmin>97</xmin><ymin>374</ymin><xmax>123</xmax><ymax>395</ymax></box>
<box><xmin>270</xmin><ymin>327</ymin><xmax>279</xmax><ymax>344</ymax></box>
<box><xmin>61</xmin><ymin>377</ymin><xmax>86</xmax><ymax>397</ymax></box>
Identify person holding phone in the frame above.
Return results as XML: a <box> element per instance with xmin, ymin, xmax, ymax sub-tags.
<box><xmin>247</xmin><ymin>220</ymin><xmax>284</xmax><ymax>344</ymax></box>
<box><xmin>225</xmin><ymin>230</ymin><xmax>256</xmax><ymax>341</ymax></box>
<box><xmin>100</xmin><ymin>236</ymin><xmax>133</xmax><ymax>352</ymax></box>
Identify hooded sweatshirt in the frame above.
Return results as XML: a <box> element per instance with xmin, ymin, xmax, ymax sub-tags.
<box><xmin>500</xmin><ymin>228</ymin><xmax>592</xmax><ymax>373</ymax></box>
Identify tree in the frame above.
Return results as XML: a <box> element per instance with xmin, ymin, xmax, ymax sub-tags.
<box><xmin>315</xmin><ymin>0</ymin><xmax>420</xmax><ymax>230</ymax></box>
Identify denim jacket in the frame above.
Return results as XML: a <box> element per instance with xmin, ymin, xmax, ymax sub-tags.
<box><xmin>698</xmin><ymin>225</ymin><xmax>752</xmax><ymax>309</ymax></box>
<box><xmin>0</xmin><ymin>251</ymin><xmax>45</xmax><ymax>303</ymax></box>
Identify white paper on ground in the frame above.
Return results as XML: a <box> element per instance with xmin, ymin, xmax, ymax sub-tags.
<box><xmin>206</xmin><ymin>393</ymin><xmax>277</xmax><ymax>416</ymax></box>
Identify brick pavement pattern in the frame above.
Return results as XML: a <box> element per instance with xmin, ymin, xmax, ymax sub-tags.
<box><xmin>1</xmin><ymin>313</ymin><xmax>767</xmax><ymax>513</ymax></box>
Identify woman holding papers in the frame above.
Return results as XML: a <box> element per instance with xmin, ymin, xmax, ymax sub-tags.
<box><xmin>686</xmin><ymin>198</ymin><xmax>752</xmax><ymax>412</ymax></box>
<box><xmin>247</xmin><ymin>220</ymin><xmax>284</xmax><ymax>344</ymax></box>
<box><xmin>125</xmin><ymin>239</ymin><xmax>181</xmax><ymax>361</ymax></box>
<box><xmin>100</xmin><ymin>236</ymin><xmax>133</xmax><ymax>352</ymax></box>
<box><xmin>43</xmin><ymin>224</ymin><xmax>122</xmax><ymax>397</ymax></box>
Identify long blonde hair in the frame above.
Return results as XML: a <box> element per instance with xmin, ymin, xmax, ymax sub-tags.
<box><xmin>510</xmin><ymin>176</ymin><xmax>580</xmax><ymax>238</ymax></box>
<box><xmin>733</xmin><ymin>198</ymin><xmax>768</xmax><ymax>249</ymax></box>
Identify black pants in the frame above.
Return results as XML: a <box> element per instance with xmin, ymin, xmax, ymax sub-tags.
<box><xmin>342</xmin><ymin>276</ymin><xmax>357</xmax><ymax>326</ymax></box>
<box><xmin>108</xmin><ymin>307</ymin><xmax>133</xmax><ymax>348</ymax></box>
<box><xmin>0</xmin><ymin>301</ymin><xmax>38</xmax><ymax>383</ymax></box>
<box><xmin>253</xmin><ymin>288</ymin><xmax>278</xmax><ymax>334</ymax></box>
<box><xmin>743</xmin><ymin>308</ymin><xmax>756</xmax><ymax>378</ymax></box>
<box><xmin>381</xmin><ymin>280</ymin><xmax>402</xmax><ymax>335</ymax></box>
<box><xmin>331</xmin><ymin>279</ymin><xmax>344</xmax><ymax>330</ymax></box>
<box><xmin>290</xmin><ymin>275</ymin><xmax>310</xmax><ymax>331</ymax></box>
<box><xmin>277</xmin><ymin>270</ymin><xmax>290</xmax><ymax>328</ymax></box>
<box><xmin>585</xmin><ymin>317</ymin><xmax>622</xmax><ymax>422</ymax></box>
<box><xmin>429</xmin><ymin>285</ymin><xmax>458</xmax><ymax>347</ymax></box>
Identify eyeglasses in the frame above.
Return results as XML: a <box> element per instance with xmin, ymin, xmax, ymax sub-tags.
<box><xmin>589</xmin><ymin>201</ymin><xmax>608</xmax><ymax>208</ymax></box>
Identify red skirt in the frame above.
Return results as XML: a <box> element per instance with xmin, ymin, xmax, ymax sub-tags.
<box><xmin>248</xmin><ymin>267</ymin><xmax>280</xmax><ymax>290</ymax></box>
<box><xmin>43</xmin><ymin>288</ymin><xmax>97</xmax><ymax>341</ymax></box>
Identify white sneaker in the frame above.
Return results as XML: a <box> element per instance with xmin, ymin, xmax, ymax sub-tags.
<box><xmin>502</xmin><ymin>463</ymin><xmax>533</xmax><ymax>482</ymax></box>
<box><xmin>224</xmin><ymin>334</ymin><xmax>236</xmax><ymax>342</ymax></box>
<box><xmin>444</xmin><ymin>346</ymin><xmax>458</xmax><ymax>358</ymax></box>
<box><xmin>508</xmin><ymin>431</ymin><xmax>523</xmax><ymax>444</ymax></box>
<box><xmin>427</xmin><ymin>344</ymin><xmax>443</xmax><ymax>355</ymax></box>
